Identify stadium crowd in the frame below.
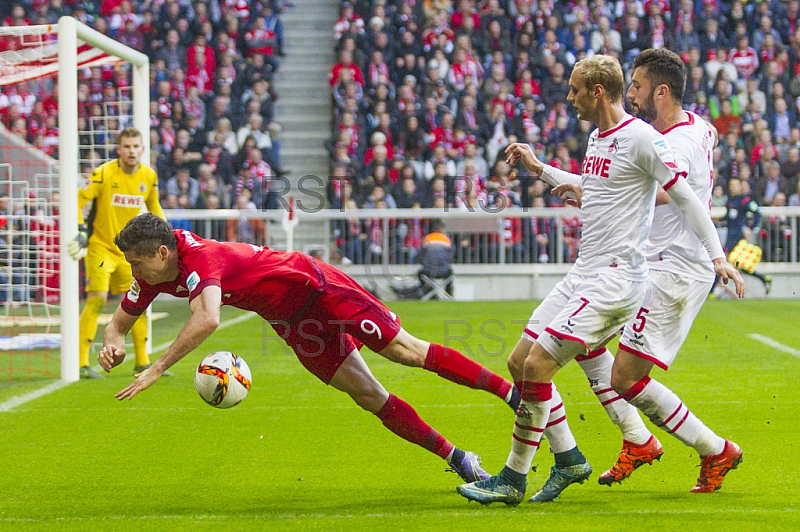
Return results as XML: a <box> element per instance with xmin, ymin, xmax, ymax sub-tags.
<box><xmin>0</xmin><ymin>0</ymin><xmax>289</xmax><ymax>224</ymax></box>
<box><xmin>326</xmin><ymin>0</ymin><xmax>800</xmax><ymax>264</ymax></box>
<box><xmin>0</xmin><ymin>1</ymin><xmax>798</xmax><ymax>267</ymax></box>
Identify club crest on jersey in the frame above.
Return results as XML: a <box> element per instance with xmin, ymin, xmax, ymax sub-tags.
<box><xmin>186</xmin><ymin>271</ymin><xmax>200</xmax><ymax>293</ymax></box>
<box><xmin>139</xmin><ymin>182</ymin><xmax>146</xmax><ymax>193</ymax></box>
<box><xmin>608</xmin><ymin>138</ymin><xmax>620</xmax><ymax>153</ymax></box>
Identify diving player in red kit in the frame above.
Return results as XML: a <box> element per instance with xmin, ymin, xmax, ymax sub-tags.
<box><xmin>98</xmin><ymin>213</ymin><xmax>522</xmax><ymax>484</ymax></box>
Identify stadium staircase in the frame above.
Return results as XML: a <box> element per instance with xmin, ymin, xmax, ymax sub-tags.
<box><xmin>273</xmin><ymin>0</ymin><xmax>338</xmax><ymax>210</ymax></box>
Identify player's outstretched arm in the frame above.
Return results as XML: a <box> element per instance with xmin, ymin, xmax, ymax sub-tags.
<box><xmin>665</xmin><ymin>177</ymin><xmax>746</xmax><ymax>298</ymax></box>
<box><xmin>98</xmin><ymin>305</ymin><xmax>139</xmax><ymax>372</ymax></box>
<box><xmin>114</xmin><ymin>285</ymin><xmax>223</xmax><ymax>401</ymax></box>
<box><xmin>505</xmin><ymin>142</ymin><xmax>582</xmax><ymax>187</ymax></box>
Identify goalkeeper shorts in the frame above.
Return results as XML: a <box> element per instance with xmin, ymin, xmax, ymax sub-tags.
<box><xmin>84</xmin><ymin>245</ymin><xmax>133</xmax><ymax>295</ymax></box>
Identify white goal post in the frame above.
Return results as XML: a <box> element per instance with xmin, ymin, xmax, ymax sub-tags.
<box><xmin>58</xmin><ymin>17</ymin><xmax>150</xmax><ymax>381</ymax></box>
<box><xmin>0</xmin><ymin>17</ymin><xmax>150</xmax><ymax>381</ymax></box>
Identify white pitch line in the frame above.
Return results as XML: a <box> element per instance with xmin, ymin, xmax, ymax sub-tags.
<box><xmin>0</xmin><ymin>380</ymin><xmax>72</xmax><ymax>413</ymax></box>
<box><xmin>0</xmin><ymin>507</ymin><xmax>796</xmax><ymax>523</ymax></box>
<box><xmin>748</xmin><ymin>333</ymin><xmax>800</xmax><ymax>359</ymax></box>
<box><xmin>0</xmin><ymin>311</ymin><xmax>258</xmax><ymax>413</ymax></box>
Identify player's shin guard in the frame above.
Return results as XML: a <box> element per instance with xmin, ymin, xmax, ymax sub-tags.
<box><xmin>424</xmin><ymin>343</ymin><xmax>512</xmax><ymax>401</ymax></box>
<box><xmin>78</xmin><ymin>296</ymin><xmax>105</xmax><ymax>367</ymax></box>
<box><xmin>622</xmin><ymin>377</ymin><xmax>725</xmax><ymax>457</ymax></box>
<box><xmin>375</xmin><ymin>393</ymin><xmax>453</xmax><ymax>459</ymax></box>
<box><xmin>543</xmin><ymin>384</ymin><xmax>577</xmax><ymax>454</ymax></box>
<box><xmin>130</xmin><ymin>314</ymin><xmax>150</xmax><ymax>367</ymax></box>
<box><xmin>506</xmin><ymin>381</ymin><xmax>551</xmax><ymax>474</ymax></box>
<box><xmin>576</xmin><ymin>348</ymin><xmax>651</xmax><ymax>445</ymax></box>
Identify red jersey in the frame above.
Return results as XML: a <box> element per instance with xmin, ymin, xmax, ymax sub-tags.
<box><xmin>121</xmin><ymin>230</ymin><xmax>326</xmax><ymax>322</ymax></box>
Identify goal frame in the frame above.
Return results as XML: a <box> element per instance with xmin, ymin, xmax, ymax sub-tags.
<box><xmin>58</xmin><ymin>16</ymin><xmax>150</xmax><ymax>381</ymax></box>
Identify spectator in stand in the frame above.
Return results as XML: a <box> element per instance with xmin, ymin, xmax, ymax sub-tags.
<box><xmin>156</xmin><ymin>28</ymin><xmax>187</xmax><ymax>73</ymax></box>
<box><xmin>781</xmin><ymin>145</ymin><xmax>800</xmax><ymax>181</ymax></box>
<box><xmin>208</xmin><ymin>117</ymin><xmax>239</xmax><ymax>156</ymax></box>
<box><xmin>699</xmin><ymin>19</ymin><xmax>730</xmax><ymax>58</ymax></box>
<box><xmin>539</xmin><ymin>61</ymin><xmax>570</xmax><ymax>110</ymax></box>
<box><xmin>705</xmin><ymin>48</ymin><xmax>738</xmax><ymax>88</ymax></box>
<box><xmin>767</xmin><ymin>97</ymin><xmax>794</xmax><ymax>143</ymax></box>
<box><xmin>789</xmin><ymin>180</ymin><xmax>800</xmax><ymax>207</ymax></box>
<box><xmin>244</xmin><ymin>15</ymin><xmax>280</xmax><ymax>73</ymax></box>
<box><xmin>243</xmin><ymin>147</ymin><xmax>276</xmax><ymax>209</ymax></box>
<box><xmin>713</xmin><ymin>99</ymin><xmax>742</xmax><ymax>137</ymax></box>
<box><xmin>163</xmin><ymin>194</ymin><xmax>192</xmax><ymax>232</ymax></box>
<box><xmin>117</xmin><ymin>18</ymin><xmax>143</xmax><ymax>51</ymax></box>
<box><xmin>754</xmin><ymin>161</ymin><xmax>791</xmax><ymax>206</ymax></box>
<box><xmin>334</xmin><ymin>2</ymin><xmax>364</xmax><ymax>41</ymax></box>
<box><xmin>395</xmin><ymin>176</ymin><xmax>424</xmax><ymax>209</ymax></box>
<box><xmin>166</xmin><ymin>166</ymin><xmax>200</xmax><ymax>209</ymax></box>
<box><xmin>236</xmin><ymin>113</ymin><xmax>273</xmax><ymax>158</ymax></box>
<box><xmin>330</xmin><ymin>49</ymin><xmax>365</xmax><ymax>87</ymax></box>
<box><xmin>730</xmin><ymin>34</ymin><xmax>759</xmax><ymax>82</ymax></box>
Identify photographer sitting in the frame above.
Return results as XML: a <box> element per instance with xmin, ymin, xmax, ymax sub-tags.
<box><xmin>393</xmin><ymin>220</ymin><xmax>454</xmax><ymax>300</ymax></box>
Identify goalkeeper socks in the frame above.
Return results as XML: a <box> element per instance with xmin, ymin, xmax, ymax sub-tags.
<box><xmin>130</xmin><ymin>314</ymin><xmax>150</xmax><ymax>367</ymax></box>
<box><xmin>424</xmin><ymin>343</ymin><xmax>513</xmax><ymax>402</ymax></box>
<box><xmin>375</xmin><ymin>394</ymin><xmax>453</xmax><ymax>459</ymax></box>
<box><xmin>577</xmin><ymin>348</ymin><xmax>651</xmax><ymax>445</ymax></box>
<box><xmin>623</xmin><ymin>376</ymin><xmax>725</xmax><ymax>457</ymax></box>
<box><xmin>78</xmin><ymin>296</ymin><xmax>105</xmax><ymax>367</ymax></box>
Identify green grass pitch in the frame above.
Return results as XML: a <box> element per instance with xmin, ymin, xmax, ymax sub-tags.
<box><xmin>1</xmin><ymin>298</ymin><xmax>798</xmax><ymax>530</ymax></box>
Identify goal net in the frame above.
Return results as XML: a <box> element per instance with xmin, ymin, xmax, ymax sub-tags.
<box><xmin>0</xmin><ymin>17</ymin><xmax>149</xmax><ymax>382</ymax></box>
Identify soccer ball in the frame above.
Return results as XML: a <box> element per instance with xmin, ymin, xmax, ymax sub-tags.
<box><xmin>195</xmin><ymin>351</ymin><xmax>252</xmax><ymax>409</ymax></box>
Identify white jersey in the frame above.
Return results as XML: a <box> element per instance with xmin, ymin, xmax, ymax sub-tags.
<box><xmin>575</xmin><ymin>114</ymin><xmax>682</xmax><ymax>281</ymax></box>
<box><xmin>646</xmin><ymin>111</ymin><xmax>716</xmax><ymax>281</ymax></box>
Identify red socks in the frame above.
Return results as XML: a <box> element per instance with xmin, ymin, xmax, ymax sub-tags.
<box><xmin>517</xmin><ymin>380</ymin><xmax>553</xmax><ymax>402</ymax></box>
<box><xmin>424</xmin><ymin>343</ymin><xmax>512</xmax><ymax>400</ymax></box>
<box><xmin>375</xmin><ymin>394</ymin><xmax>453</xmax><ymax>459</ymax></box>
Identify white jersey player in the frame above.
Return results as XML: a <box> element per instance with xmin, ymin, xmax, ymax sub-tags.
<box><xmin>456</xmin><ymin>54</ymin><xmax>741</xmax><ymax>507</ymax></box>
<box><xmin>618</xmin><ymin>110</ymin><xmax>717</xmax><ymax>369</ymax></box>
<box><xmin>525</xmin><ymin>113</ymin><xmax>687</xmax><ymax>360</ymax></box>
<box><xmin>524</xmin><ymin>50</ymin><xmax>746</xmax><ymax>504</ymax></box>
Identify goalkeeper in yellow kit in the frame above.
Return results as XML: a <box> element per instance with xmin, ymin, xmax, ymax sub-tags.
<box><xmin>68</xmin><ymin>127</ymin><xmax>171</xmax><ymax>379</ymax></box>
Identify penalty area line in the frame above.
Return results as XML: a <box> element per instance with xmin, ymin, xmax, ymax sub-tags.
<box><xmin>748</xmin><ymin>333</ymin><xmax>800</xmax><ymax>359</ymax></box>
<box><xmin>0</xmin><ymin>312</ymin><xmax>257</xmax><ymax>413</ymax></box>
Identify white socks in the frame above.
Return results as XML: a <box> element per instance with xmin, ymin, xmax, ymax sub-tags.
<box><xmin>627</xmin><ymin>377</ymin><xmax>725</xmax><ymax>457</ymax></box>
<box><xmin>577</xmin><ymin>349</ymin><xmax>651</xmax><ymax>445</ymax></box>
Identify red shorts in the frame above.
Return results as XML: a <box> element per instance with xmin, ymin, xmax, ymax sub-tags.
<box><xmin>270</xmin><ymin>264</ymin><xmax>402</xmax><ymax>384</ymax></box>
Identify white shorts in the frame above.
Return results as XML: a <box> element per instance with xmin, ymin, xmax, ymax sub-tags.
<box><xmin>521</xmin><ymin>269</ymin><xmax>647</xmax><ymax>366</ymax></box>
<box><xmin>618</xmin><ymin>270</ymin><xmax>713</xmax><ymax>370</ymax></box>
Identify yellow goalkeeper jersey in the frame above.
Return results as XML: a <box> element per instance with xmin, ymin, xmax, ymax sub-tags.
<box><xmin>78</xmin><ymin>159</ymin><xmax>165</xmax><ymax>255</ymax></box>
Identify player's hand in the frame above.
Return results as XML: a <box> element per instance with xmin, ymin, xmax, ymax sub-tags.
<box><xmin>67</xmin><ymin>224</ymin><xmax>89</xmax><ymax>260</ymax></box>
<box><xmin>505</xmin><ymin>143</ymin><xmax>544</xmax><ymax>176</ymax></box>
<box><xmin>98</xmin><ymin>344</ymin><xmax>127</xmax><ymax>372</ymax></box>
<box><xmin>713</xmin><ymin>258</ymin><xmax>746</xmax><ymax>298</ymax></box>
<box><xmin>114</xmin><ymin>365</ymin><xmax>163</xmax><ymax>401</ymax></box>
<box><xmin>552</xmin><ymin>183</ymin><xmax>583</xmax><ymax>208</ymax></box>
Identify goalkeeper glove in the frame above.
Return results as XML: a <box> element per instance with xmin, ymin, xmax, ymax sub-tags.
<box><xmin>68</xmin><ymin>224</ymin><xmax>89</xmax><ymax>260</ymax></box>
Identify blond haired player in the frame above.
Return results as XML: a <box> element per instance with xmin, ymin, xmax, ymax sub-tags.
<box><xmin>523</xmin><ymin>49</ymin><xmax>746</xmax><ymax>503</ymax></box>
<box><xmin>457</xmin><ymin>55</ymin><xmax>743</xmax><ymax>506</ymax></box>
<box><xmin>68</xmin><ymin>127</ymin><xmax>169</xmax><ymax>379</ymax></box>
